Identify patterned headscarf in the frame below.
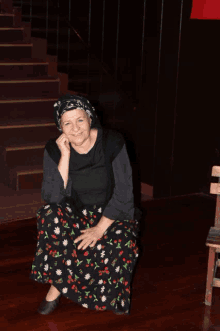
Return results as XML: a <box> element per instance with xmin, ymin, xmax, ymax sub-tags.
<box><xmin>53</xmin><ymin>94</ymin><xmax>100</xmax><ymax>132</ymax></box>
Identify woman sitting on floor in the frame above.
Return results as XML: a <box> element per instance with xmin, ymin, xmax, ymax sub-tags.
<box><xmin>30</xmin><ymin>94</ymin><xmax>140</xmax><ymax>315</ymax></box>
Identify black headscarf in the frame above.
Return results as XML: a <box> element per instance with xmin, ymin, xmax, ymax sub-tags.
<box><xmin>53</xmin><ymin>94</ymin><xmax>101</xmax><ymax>132</ymax></box>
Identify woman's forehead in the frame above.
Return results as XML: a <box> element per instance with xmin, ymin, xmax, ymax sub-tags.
<box><xmin>61</xmin><ymin>109</ymin><xmax>87</xmax><ymax>121</ymax></box>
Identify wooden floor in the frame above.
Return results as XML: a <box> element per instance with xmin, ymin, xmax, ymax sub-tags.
<box><xmin>1</xmin><ymin>193</ymin><xmax>220</xmax><ymax>330</ymax></box>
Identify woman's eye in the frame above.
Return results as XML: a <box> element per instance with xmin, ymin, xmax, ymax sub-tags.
<box><xmin>65</xmin><ymin>123</ymin><xmax>69</xmax><ymax>125</ymax></box>
<box><xmin>78</xmin><ymin>119</ymin><xmax>83</xmax><ymax>122</ymax></box>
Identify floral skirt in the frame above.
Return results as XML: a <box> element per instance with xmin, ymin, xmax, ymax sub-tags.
<box><xmin>30</xmin><ymin>202</ymin><xmax>139</xmax><ymax>314</ymax></box>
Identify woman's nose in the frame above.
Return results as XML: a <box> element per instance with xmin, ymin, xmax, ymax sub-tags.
<box><xmin>72</xmin><ymin>124</ymin><xmax>79</xmax><ymax>132</ymax></box>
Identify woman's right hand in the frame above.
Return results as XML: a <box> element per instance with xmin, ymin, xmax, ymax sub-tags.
<box><xmin>56</xmin><ymin>133</ymin><xmax>70</xmax><ymax>156</ymax></box>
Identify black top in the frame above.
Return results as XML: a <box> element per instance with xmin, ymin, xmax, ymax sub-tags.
<box><xmin>42</xmin><ymin>128</ymin><xmax>135</xmax><ymax>220</ymax></box>
<box><xmin>69</xmin><ymin>128</ymin><xmax>108</xmax><ymax>205</ymax></box>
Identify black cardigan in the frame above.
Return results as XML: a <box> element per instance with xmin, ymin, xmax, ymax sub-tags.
<box><xmin>42</xmin><ymin>128</ymin><xmax>135</xmax><ymax>220</ymax></box>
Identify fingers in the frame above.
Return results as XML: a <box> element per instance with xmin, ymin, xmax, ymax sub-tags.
<box><xmin>56</xmin><ymin>134</ymin><xmax>70</xmax><ymax>154</ymax></box>
<box><xmin>77</xmin><ymin>239</ymin><xmax>92</xmax><ymax>250</ymax></box>
<box><xmin>74</xmin><ymin>230</ymin><xmax>98</xmax><ymax>250</ymax></box>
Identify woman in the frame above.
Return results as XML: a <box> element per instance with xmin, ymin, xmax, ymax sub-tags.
<box><xmin>30</xmin><ymin>94</ymin><xmax>139</xmax><ymax>315</ymax></box>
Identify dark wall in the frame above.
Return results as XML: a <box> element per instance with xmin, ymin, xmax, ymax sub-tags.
<box><xmin>15</xmin><ymin>0</ymin><xmax>220</xmax><ymax>198</ymax></box>
<box><xmin>138</xmin><ymin>0</ymin><xmax>220</xmax><ymax>198</ymax></box>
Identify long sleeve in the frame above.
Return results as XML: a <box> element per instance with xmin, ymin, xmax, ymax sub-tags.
<box><xmin>103</xmin><ymin>144</ymin><xmax>134</xmax><ymax>220</ymax></box>
<box><xmin>41</xmin><ymin>149</ymin><xmax>72</xmax><ymax>204</ymax></box>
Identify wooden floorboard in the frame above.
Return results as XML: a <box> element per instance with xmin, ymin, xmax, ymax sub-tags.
<box><xmin>1</xmin><ymin>194</ymin><xmax>219</xmax><ymax>330</ymax></box>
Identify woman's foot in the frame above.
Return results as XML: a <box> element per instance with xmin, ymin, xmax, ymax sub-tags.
<box><xmin>37</xmin><ymin>285</ymin><xmax>61</xmax><ymax>315</ymax></box>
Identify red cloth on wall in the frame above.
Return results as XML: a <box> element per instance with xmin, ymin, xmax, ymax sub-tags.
<box><xmin>191</xmin><ymin>0</ymin><xmax>220</xmax><ymax>19</ymax></box>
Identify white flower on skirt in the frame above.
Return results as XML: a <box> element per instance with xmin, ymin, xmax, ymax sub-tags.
<box><xmin>44</xmin><ymin>264</ymin><xmax>49</xmax><ymax>271</ymax></box>
<box><xmin>100</xmin><ymin>251</ymin><xmax>105</xmax><ymax>258</ymax></box>
<box><xmin>82</xmin><ymin>303</ymin><xmax>88</xmax><ymax>308</ymax></box>
<box><xmin>121</xmin><ymin>300</ymin><xmax>125</xmax><ymax>307</ymax></box>
<box><xmin>76</xmin><ymin>223</ymin><xmax>79</xmax><ymax>228</ymax></box>
<box><xmin>37</xmin><ymin>242</ymin><xmax>39</xmax><ymax>247</ymax></box>
<box><xmin>115</xmin><ymin>266</ymin><xmax>120</xmax><ymax>273</ymax></box>
<box><xmin>44</xmin><ymin>205</ymin><xmax>50</xmax><ymax>209</ymax></box>
<box><xmin>116</xmin><ymin>230</ymin><xmax>122</xmax><ymax>234</ymax></box>
<box><xmin>67</xmin><ymin>268</ymin><xmax>73</xmax><ymax>275</ymax></box>
<box><xmin>63</xmin><ymin>239</ymin><xmax>68</xmax><ymax>246</ymax></box>
<box><xmin>54</xmin><ymin>217</ymin><xmax>59</xmax><ymax>224</ymax></box>
<box><xmin>66</xmin><ymin>260</ymin><xmax>71</xmax><ymax>266</ymax></box>
<box><xmin>62</xmin><ymin>287</ymin><xmax>68</xmax><ymax>294</ymax></box>
<box><xmin>101</xmin><ymin>295</ymin><xmax>106</xmax><ymax>302</ymax></box>
<box><xmin>98</xmin><ymin>279</ymin><xmax>103</xmax><ymax>284</ymax></box>
<box><xmin>56</xmin><ymin>269</ymin><xmax>62</xmax><ymax>276</ymax></box>
<box><xmin>85</xmin><ymin>273</ymin><xmax>91</xmax><ymax>280</ymax></box>
<box><xmin>66</xmin><ymin>207</ymin><xmax>72</xmax><ymax>213</ymax></box>
<box><xmin>104</xmin><ymin>258</ymin><xmax>109</xmax><ymax>264</ymax></box>
<box><xmin>97</xmin><ymin>244</ymin><xmax>102</xmax><ymax>250</ymax></box>
<box><xmin>136</xmin><ymin>253</ymin><xmax>139</xmax><ymax>257</ymax></box>
<box><xmin>98</xmin><ymin>207</ymin><xmax>102</xmax><ymax>213</ymax></box>
<box><xmin>54</xmin><ymin>227</ymin><xmax>60</xmax><ymax>235</ymax></box>
<box><xmin>44</xmin><ymin>255</ymin><xmax>48</xmax><ymax>261</ymax></box>
<box><xmin>82</xmin><ymin>209</ymin><xmax>87</xmax><ymax>216</ymax></box>
<box><xmin>101</xmin><ymin>286</ymin><xmax>105</xmax><ymax>293</ymax></box>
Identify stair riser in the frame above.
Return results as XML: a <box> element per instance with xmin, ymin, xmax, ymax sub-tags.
<box><xmin>1</xmin><ymin>81</ymin><xmax>60</xmax><ymax>98</ymax></box>
<box><xmin>0</xmin><ymin>46</ymin><xmax>32</xmax><ymax>60</ymax></box>
<box><xmin>6</xmin><ymin>149</ymin><xmax>44</xmax><ymax>168</ymax></box>
<box><xmin>0</xmin><ymin>64</ymin><xmax>48</xmax><ymax>79</ymax></box>
<box><xmin>18</xmin><ymin>173</ymin><xmax>43</xmax><ymax>190</ymax></box>
<box><xmin>0</xmin><ymin>100</ymin><xmax>56</xmax><ymax>121</ymax></box>
<box><xmin>0</xmin><ymin>30</ymin><xmax>24</xmax><ymax>42</ymax></box>
<box><xmin>0</xmin><ymin>126</ymin><xmax>59</xmax><ymax>147</ymax></box>
<box><xmin>0</xmin><ymin>16</ymin><xmax>14</xmax><ymax>27</ymax></box>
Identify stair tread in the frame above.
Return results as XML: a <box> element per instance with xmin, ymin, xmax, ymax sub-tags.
<box><xmin>0</xmin><ymin>14</ymin><xmax>15</xmax><ymax>16</ymax></box>
<box><xmin>5</xmin><ymin>141</ymin><xmax>48</xmax><ymax>150</ymax></box>
<box><xmin>0</xmin><ymin>41</ymin><xmax>32</xmax><ymax>45</ymax></box>
<box><xmin>0</xmin><ymin>96</ymin><xmax>58</xmax><ymax>102</ymax></box>
<box><xmin>0</xmin><ymin>117</ymin><xmax>55</xmax><ymax>128</ymax></box>
<box><xmin>0</xmin><ymin>58</ymin><xmax>49</xmax><ymax>64</ymax></box>
<box><xmin>0</xmin><ymin>76</ymin><xmax>59</xmax><ymax>82</ymax></box>
<box><xmin>0</xmin><ymin>27</ymin><xmax>24</xmax><ymax>30</ymax></box>
<box><xmin>13</xmin><ymin>164</ymin><xmax>43</xmax><ymax>173</ymax></box>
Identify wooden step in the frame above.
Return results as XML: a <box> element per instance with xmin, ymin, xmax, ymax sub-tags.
<box><xmin>0</xmin><ymin>14</ymin><xmax>14</xmax><ymax>27</ymax></box>
<box><xmin>5</xmin><ymin>143</ymin><xmax>46</xmax><ymax>152</ymax></box>
<box><xmin>6</xmin><ymin>147</ymin><xmax>44</xmax><ymax>169</ymax></box>
<box><xmin>0</xmin><ymin>59</ymin><xmax>49</xmax><ymax>79</ymax></box>
<box><xmin>0</xmin><ymin>97</ymin><xmax>57</xmax><ymax>121</ymax></box>
<box><xmin>15</xmin><ymin>165</ymin><xmax>44</xmax><ymax>191</ymax></box>
<box><xmin>0</xmin><ymin>27</ymin><xmax>24</xmax><ymax>42</ymax></box>
<box><xmin>9</xmin><ymin>163</ymin><xmax>44</xmax><ymax>191</ymax></box>
<box><xmin>0</xmin><ymin>77</ymin><xmax>60</xmax><ymax>98</ymax></box>
<box><xmin>0</xmin><ymin>122</ymin><xmax>58</xmax><ymax>149</ymax></box>
<box><xmin>0</xmin><ymin>42</ymin><xmax>32</xmax><ymax>60</ymax></box>
<box><xmin>0</xmin><ymin>183</ymin><xmax>42</xmax><ymax>222</ymax></box>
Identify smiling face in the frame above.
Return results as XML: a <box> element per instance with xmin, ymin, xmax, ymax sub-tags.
<box><xmin>60</xmin><ymin>108</ymin><xmax>92</xmax><ymax>147</ymax></box>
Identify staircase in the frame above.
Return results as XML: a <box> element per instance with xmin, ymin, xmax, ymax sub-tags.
<box><xmin>0</xmin><ymin>0</ymin><xmax>81</xmax><ymax>223</ymax></box>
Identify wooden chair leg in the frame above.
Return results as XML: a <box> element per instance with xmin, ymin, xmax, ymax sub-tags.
<box><xmin>205</xmin><ymin>247</ymin><xmax>216</xmax><ymax>306</ymax></box>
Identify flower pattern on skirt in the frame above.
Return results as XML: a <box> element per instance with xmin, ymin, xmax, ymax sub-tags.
<box><xmin>30</xmin><ymin>202</ymin><xmax>139</xmax><ymax>315</ymax></box>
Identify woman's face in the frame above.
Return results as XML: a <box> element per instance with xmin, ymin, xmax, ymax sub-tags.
<box><xmin>61</xmin><ymin>108</ymin><xmax>92</xmax><ymax>147</ymax></box>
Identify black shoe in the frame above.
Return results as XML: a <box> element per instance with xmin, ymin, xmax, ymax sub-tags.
<box><xmin>37</xmin><ymin>294</ymin><xmax>61</xmax><ymax>315</ymax></box>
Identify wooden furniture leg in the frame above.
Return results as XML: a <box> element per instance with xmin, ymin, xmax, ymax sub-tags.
<box><xmin>205</xmin><ymin>247</ymin><xmax>216</xmax><ymax>306</ymax></box>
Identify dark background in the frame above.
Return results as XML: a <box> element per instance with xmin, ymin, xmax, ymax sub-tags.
<box><xmin>15</xmin><ymin>0</ymin><xmax>220</xmax><ymax>199</ymax></box>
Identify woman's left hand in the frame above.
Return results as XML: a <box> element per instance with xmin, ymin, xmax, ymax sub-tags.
<box><xmin>74</xmin><ymin>225</ymin><xmax>105</xmax><ymax>250</ymax></box>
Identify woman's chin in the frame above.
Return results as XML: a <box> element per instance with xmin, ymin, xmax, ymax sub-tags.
<box><xmin>69</xmin><ymin>136</ymin><xmax>86</xmax><ymax>147</ymax></box>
